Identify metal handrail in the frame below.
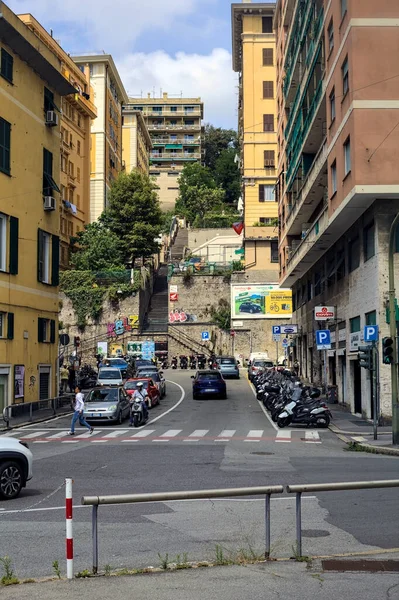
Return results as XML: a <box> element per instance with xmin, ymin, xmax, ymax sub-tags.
<box><xmin>287</xmin><ymin>479</ymin><xmax>399</xmax><ymax>557</ymax></box>
<box><xmin>2</xmin><ymin>395</ymin><xmax>74</xmax><ymax>429</ymax></box>
<box><xmin>82</xmin><ymin>485</ymin><xmax>284</xmax><ymax>573</ymax></box>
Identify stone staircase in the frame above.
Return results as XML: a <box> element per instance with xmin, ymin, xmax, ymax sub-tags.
<box><xmin>168</xmin><ymin>326</ymin><xmax>211</xmax><ymax>357</ymax></box>
<box><xmin>142</xmin><ymin>266</ymin><xmax>168</xmax><ymax>333</ymax></box>
<box><xmin>170</xmin><ymin>227</ymin><xmax>188</xmax><ymax>261</ymax></box>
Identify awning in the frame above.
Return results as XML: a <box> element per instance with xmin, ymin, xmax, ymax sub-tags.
<box><xmin>165</xmin><ymin>144</ymin><xmax>183</xmax><ymax>149</ymax></box>
<box><xmin>43</xmin><ymin>173</ymin><xmax>60</xmax><ymax>194</ymax></box>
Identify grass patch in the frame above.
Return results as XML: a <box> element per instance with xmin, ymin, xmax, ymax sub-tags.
<box><xmin>158</xmin><ymin>552</ymin><xmax>170</xmax><ymax>570</ymax></box>
<box><xmin>0</xmin><ymin>556</ymin><xmax>19</xmax><ymax>586</ymax></box>
<box><xmin>52</xmin><ymin>560</ymin><xmax>61</xmax><ymax>579</ymax></box>
<box><xmin>75</xmin><ymin>569</ymin><xmax>92</xmax><ymax>579</ymax></box>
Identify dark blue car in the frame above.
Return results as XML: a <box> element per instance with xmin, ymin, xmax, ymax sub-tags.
<box><xmin>192</xmin><ymin>370</ymin><xmax>227</xmax><ymax>400</ymax></box>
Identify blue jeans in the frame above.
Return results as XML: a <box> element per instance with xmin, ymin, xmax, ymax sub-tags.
<box><xmin>71</xmin><ymin>410</ymin><xmax>91</xmax><ymax>433</ymax></box>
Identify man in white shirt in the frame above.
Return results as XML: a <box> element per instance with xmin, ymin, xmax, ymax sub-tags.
<box><xmin>129</xmin><ymin>382</ymin><xmax>149</xmax><ymax>426</ymax></box>
<box><xmin>68</xmin><ymin>386</ymin><xmax>94</xmax><ymax>435</ymax></box>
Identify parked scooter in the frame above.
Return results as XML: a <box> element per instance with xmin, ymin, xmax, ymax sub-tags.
<box><xmin>197</xmin><ymin>355</ymin><xmax>206</xmax><ymax>369</ymax></box>
<box><xmin>277</xmin><ymin>388</ymin><xmax>331</xmax><ymax>428</ymax></box>
<box><xmin>189</xmin><ymin>355</ymin><xmax>197</xmax><ymax>369</ymax></box>
<box><xmin>180</xmin><ymin>355</ymin><xmax>188</xmax><ymax>369</ymax></box>
<box><xmin>131</xmin><ymin>400</ymin><xmax>149</xmax><ymax>427</ymax></box>
<box><xmin>171</xmin><ymin>356</ymin><xmax>178</xmax><ymax>370</ymax></box>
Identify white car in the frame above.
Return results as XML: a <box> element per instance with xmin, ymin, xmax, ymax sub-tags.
<box><xmin>0</xmin><ymin>437</ymin><xmax>33</xmax><ymax>500</ymax></box>
<box><xmin>97</xmin><ymin>367</ymin><xmax>124</xmax><ymax>387</ymax></box>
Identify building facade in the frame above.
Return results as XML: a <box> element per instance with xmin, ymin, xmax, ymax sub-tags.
<box><xmin>275</xmin><ymin>0</ymin><xmax>399</xmax><ymax>418</ymax></box>
<box><xmin>0</xmin><ymin>2</ymin><xmax>76</xmax><ymax>408</ymax></box>
<box><xmin>18</xmin><ymin>15</ymin><xmax>97</xmax><ymax>269</ymax></box>
<box><xmin>122</xmin><ymin>108</ymin><xmax>152</xmax><ymax>175</ymax></box>
<box><xmin>232</xmin><ymin>2</ymin><xmax>279</xmax><ymax>275</ymax></box>
<box><xmin>128</xmin><ymin>93</ymin><xmax>204</xmax><ymax>212</ymax></box>
<box><xmin>72</xmin><ymin>55</ymin><xmax>128</xmax><ymax>222</ymax></box>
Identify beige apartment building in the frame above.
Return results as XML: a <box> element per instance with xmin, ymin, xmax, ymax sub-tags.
<box><xmin>19</xmin><ymin>15</ymin><xmax>97</xmax><ymax>268</ymax></box>
<box><xmin>128</xmin><ymin>93</ymin><xmax>204</xmax><ymax>211</ymax></box>
<box><xmin>275</xmin><ymin>0</ymin><xmax>399</xmax><ymax>418</ymax></box>
<box><xmin>72</xmin><ymin>55</ymin><xmax>128</xmax><ymax>222</ymax></box>
<box><xmin>232</xmin><ymin>2</ymin><xmax>279</xmax><ymax>276</ymax></box>
<box><xmin>122</xmin><ymin>107</ymin><xmax>152</xmax><ymax>174</ymax></box>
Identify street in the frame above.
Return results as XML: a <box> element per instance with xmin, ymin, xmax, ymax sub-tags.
<box><xmin>0</xmin><ymin>370</ymin><xmax>398</xmax><ymax>580</ymax></box>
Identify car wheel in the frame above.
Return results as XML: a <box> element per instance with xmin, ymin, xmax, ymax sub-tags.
<box><xmin>0</xmin><ymin>461</ymin><xmax>24</xmax><ymax>500</ymax></box>
<box><xmin>118</xmin><ymin>411</ymin><xmax>123</xmax><ymax>425</ymax></box>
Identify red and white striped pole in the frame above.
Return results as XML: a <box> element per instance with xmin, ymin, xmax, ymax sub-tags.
<box><xmin>65</xmin><ymin>478</ymin><xmax>73</xmax><ymax>580</ymax></box>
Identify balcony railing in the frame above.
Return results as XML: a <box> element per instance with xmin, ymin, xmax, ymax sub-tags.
<box><xmin>287</xmin><ymin>203</ymin><xmax>328</xmax><ymax>268</ymax></box>
<box><xmin>152</xmin><ymin>138</ymin><xmax>201</xmax><ymax>146</ymax></box>
<box><xmin>147</xmin><ymin>124</ymin><xmax>200</xmax><ymax>131</ymax></box>
<box><xmin>150</xmin><ymin>152</ymin><xmax>201</xmax><ymax>160</ymax></box>
<box><xmin>144</xmin><ymin>109</ymin><xmax>202</xmax><ymax>117</ymax></box>
<box><xmin>283</xmin><ymin>0</ymin><xmax>314</xmax><ymax>96</ymax></box>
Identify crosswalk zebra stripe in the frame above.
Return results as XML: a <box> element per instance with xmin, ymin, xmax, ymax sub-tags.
<box><xmin>130</xmin><ymin>429</ymin><xmax>155</xmax><ymax>438</ymax></box>
<box><xmin>275</xmin><ymin>430</ymin><xmax>292</xmax><ymax>443</ymax></box>
<box><xmin>103</xmin><ymin>430</ymin><xmax>129</xmax><ymax>438</ymax></box>
<box><xmin>305</xmin><ymin>431</ymin><xmax>321</xmax><ymax>443</ymax></box>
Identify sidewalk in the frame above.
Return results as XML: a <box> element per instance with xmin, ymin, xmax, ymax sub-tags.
<box><xmin>328</xmin><ymin>403</ymin><xmax>399</xmax><ymax>456</ymax></box>
<box><xmin>2</xmin><ymin>560</ymin><xmax>399</xmax><ymax>600</ymax></box>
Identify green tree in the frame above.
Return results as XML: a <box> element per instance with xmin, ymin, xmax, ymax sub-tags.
<box><xmin>211</xmin><ymin>299</ymin><xmax>231</xmax><ymax>331</ymax></box>
<box><xmin>214</xmin><ymin>147</ymin><xmax>241</xmax><ymax>205</ymax></box>
<box><xmin>178</xmin><ymin>162</ymin><xmax>216</xmax><ymax>195</ymax></box>
<box><xmin>176</xmin><ymin>183</ymin><xmax>225</xmax><ymax>225</ymax></box>
<box><xmin>101</xmin><ymin>170</ymin><xmax>162</xmax><ymax>265</ymax></box>
<box><xmin>70</xmin><ymin>222</ymin><xmax>124</xmax><ymax>271</ymax></box>
<box><xmin>204</xmin><ymin>124</ymin><xmax>238</xmax><ymax>172</ymax></box>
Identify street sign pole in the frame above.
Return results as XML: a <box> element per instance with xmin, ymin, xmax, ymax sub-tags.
<box><xmin>323</xmin><ymin>350</ymin><xmax>328</xmax><ymax>396</ymax></box>
<box><xmin>276</xmin><ymin>341</ymin><xmax>279</xmax><ymax>367</ymax></box>
<box><xmin>372</xmin><ymin>341</ymin><xmax>378</xmax><ymax>441</ymax></box>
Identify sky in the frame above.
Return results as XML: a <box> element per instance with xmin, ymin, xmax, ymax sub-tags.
<box><xmin>7</xmin><ymin>0</ymin><xmax>244</xmax><ymax>129</ymax></box>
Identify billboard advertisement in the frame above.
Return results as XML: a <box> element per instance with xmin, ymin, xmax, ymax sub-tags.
<box><xmin>231</xmin><ymin>284</ymin><xmax>292</xmax><ymax>320</ymax></box>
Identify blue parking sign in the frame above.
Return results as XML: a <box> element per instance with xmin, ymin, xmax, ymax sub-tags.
<box><xmin>316</xmin><ymin>330</ymin><xmax>331</xmax><ymax>350</ymax></box>
<box><xmin>272</xmin><ymin>325</ymin><xmax>281</xmax><ymax>335</ymax></box>
<box><xmin>202</xmin><ymin>331</ymin><xmax>210</xmax><ymax>341</ymax></box>
<box><xmin>364</xmin><ymin>325</ymin><xmax>378</xmax><ymax>342</ymax></box>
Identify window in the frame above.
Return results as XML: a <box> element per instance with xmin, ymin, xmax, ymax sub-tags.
<box><xmin>0</xmin><ymin>214</ymin><xmax>18</xmax><ymax>275</ymax></box>
<box><xmin>329</xmin><ymin>88</ymin><xmax>336</xmax><ymax>123</ymax></box>
<box><xmin>77</xmin><ymin>114</ymin><xmax>81</xmax><ymax>128</ymax></box>
<box><xmin>331</xmin><ymin>160</ymin><xmax>337</xmax><ymax>195</ymax></box>
<box><xmin>262</xmin><ymin>17</ymin><xmax>273</xmax><ymax>33</ymax></box>
<box><xmin>77</xmin><ymin>140</ymin><xmax>81</xmax><ymax>155</ymax></box>
<box><xmin>336</xmin><ymin>247</ymin><xmax>345</xmax><ymax>281</ymax></box>
<box><xmin>342</xmin><ymin>56</ymin><xmax>349</xmax><ymax>96</ymax></box>
<box><xmin>44</xmin><ymin>87</ymin><xmax>55</xmax><ymax>113</ymax></box>
<box><xmin>263</xmin><ymin>81</ymin><xmax>274</xmax><ymax>99</ymax></box>
<box><xmin>259</xmin><ymin>217</ymin><xmax>277</xmax><ymax>226</ymax></box>
<box><xmin>327</xmin><ymin>19</ymin><xmax>334</xmax><ymax>52</ymax></box>
<box><xmin>77</xmin><ymin>194</ymin><xmax>80</xmax><ymax>207</ymax></box>
<box><xmin>38</xmin><ymin>318</ymin><xmax>56</xmax><ymax>343</ymax></box>
<box><xmin>263</xmin><ymin>48</ymin><xmax>273</xmax><ymax>66</ymax></box>
<box><xmin>170</xmin><ymin>106</ymin><xmax>177</xmax><ymax>112</ymax></box>
<box><xmin>363</xmin><ymin>221</ymin><xmax>375</xmax><ymax>261</ymax></box>
<box><xmin>0</xmin><ymin>117</ymin><xmax>11</xmax><ymax>176</ymax></box>
<box><xmin>343</xmin><ymin>137</ymin><xmax>351</xmax><ymax>175</ymax></box>
<box><xmin>341</xmin><ymin>0</ymin><xmax>347</xmax><ymax>18</ymax></box>
<box><xmin>77</xmin><ymin>167</ymin><xmax>81</xmax><ymax>183</ymax></box>
<box><xmin>264</xmin><ymin>150</ymin><xmax>275</xmax><ymax>168</ymax></box>
<box><xmin>350</xmin><ymin>316</ymin><xmax>360</xmax><ymax>334</ymax></box>
<box><xmin>69</xmin><ymin>188</ymin><xmax>74</xmax><ymax>203</ymax></box>
<box><xmin>259</xmin><ymin>185</ymin><xmax>275</xmax><ymax>202</ymax></box>
<box><xmin>348</xmin><ymin>236</ymin><xmax>360</xmax><ymax>272</ymax></box>
<box><xmin>365</xmin><ymin>310</ymin><xmax>376</xmax><ymax>326</ymax></box>
<box><xmin>263</xmin><ymin>114</ymin><xmax>274</xmax><ymax>132</ymax></box>
<box><xmin>37</xmin><ymin>229</ymin><xmax>59</xmax><ymax>286</ymax></box>
<box><xmin>43</xmin><ymin>149</ymin><xmax>60</xmax><ymax>196</ymax></box>
<box><xmin>271</xmin><ymin>241</ymin><xmax>278</xmax><ymax>263</ymax></box>
<box><xmin>61</xmin><ymin>155</ymin><xmax>67</xmax><ymax>173</ymax></box>
<box><xmin>184</xmin><ymin>106</ymin><xmax>194</xmax><ymax>113</ymax></box>
<box><xmin>0</xmin><ymin>213</ymin><xmax>6</xmax><ymax>272</ymax></box>
<box><xmin>0</xmin><ymin>311</ymin><xmax>14</xmax><ymax>340</ymax></box>
<box><xmin>0</xmin><ymin>48</ymin><xmax>13</xmax><ymax>83</ymax></box>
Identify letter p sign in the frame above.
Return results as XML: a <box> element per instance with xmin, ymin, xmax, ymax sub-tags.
<box><xmin>364</xmin><ymin>325</ymin><xmax>379</xmax><ymax>342</ymax></box>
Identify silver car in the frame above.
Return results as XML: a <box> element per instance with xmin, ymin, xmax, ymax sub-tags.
<box><xmin>136</xmin><ymin>368</ymin><xmax>166</xmax><ymax>397</ymax></box>
<box><xmin>97</xmin><ymin>367</ymin><xmax>124</xmax><ymax>387</ymax></box>
<box><xmin>83</xmin><ymin>386</ymin><xmax>130</xmax><ymax>424</ymax></box>
<box><xmin>216</xmin><ymin>357</ymin><xmax>240</xmax><ymax>379</ymax></box>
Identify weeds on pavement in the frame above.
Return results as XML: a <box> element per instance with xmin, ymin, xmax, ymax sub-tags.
<box><xmin>52</xmin><ymin>560</ymin><xmax>61</xmax><ymax>579</ymax></box>
<box><xmin>0</xmin><ymin>556</ymin><xmax>19</xmax><ymax>586</ymax></box>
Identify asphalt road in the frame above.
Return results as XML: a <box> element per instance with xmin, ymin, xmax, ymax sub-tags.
<box><xmin>0</xmin><ymin>370</ymin><xmax>398</xmax><ymax>580</ymax></box>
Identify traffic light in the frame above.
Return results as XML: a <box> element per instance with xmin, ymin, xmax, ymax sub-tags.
<box><xmin>358</xmin><ymin>345</ymin><xmax>373</xmax><ymax>370</ymax></box>
<box><xmin>74</xmin><ymin>336</ymin><xmax>80</xmax><ymax>348</ymax></box>
<box><xmin>382</xmin><ymin>337</ymin><xmax>394</xmax><ymax>365</ymax></box>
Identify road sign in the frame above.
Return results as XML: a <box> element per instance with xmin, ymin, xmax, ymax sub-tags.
<box><xmin>59</xmin><ymin>333</ymin><xmax>70</xmax><ymax>346</ymax></box>
<box><xmin>364</xmin><ymin>325</ymin><xmax>379</xmax><ymax>342</ymax></box>
<box><xmin>316</xmin><ymin>330</ymin><xmax>331</xmax><ymax>350</ymax></box>
<box><xmin>272</xmin><ymin>325</ymin><xmax>281</xmax><ymax>335</ymax></box>
<box><xmin>282</xmin><ymin>338</ymin><xmax>289</xmax><ymax>348</ymax></box>
<box><xmin>272</xmin><ymin>334</ymin><xmax>281</xmax><ymax>342</ymax></box>
<box><xmin>280</xmin><ymin>325</ymin><xmax>298</xmax><ymax>334</ymax></box>
<box><xmin>315</xmin><ymin>306</ymin><xmax>335</xmax><ymax>320</ymax></box>
<box><xmin>202</xmin><ymin>331</ymin><xmax>210</xmax><ymax>341</ymax></box>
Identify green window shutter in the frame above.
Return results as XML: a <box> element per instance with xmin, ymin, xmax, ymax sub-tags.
<box><xmin>7</xmin><ymin>312</ymin><xmax>14</xmax><ymax>340</ymax></box>
<box><xmin>37</xmin><ymin>229</ymin><xmax>43</xmax><ymax>282</ymax></box>
<box><xmin>0</xmin><ymin>117</ymin><xmax>11</xmax><ymax>175</ymax></box>
<box><xmin>50</xmin><ymin>319</ymin><xmax>56</xmax><ymax>344</ymax></box>
<box><xmin>51</xmin><ymin>235</ymin><xmax>60</xmax><ymax>286</ymax></box>
<box><xmin>38</xmin><ymin>317</ymin><xmax>44</xmax><ymax>343</ymax></box>
<box><xmin>44</xmin><ymin>87</ymin><xmax>54</xmax><ymax>113</ymax></box>
<box><xmin>1</xmin><ymin>48</ymin><xmax>13</xmax><ymax>83</ymax></box>
<box><xmin>9</xmin><ymin>216</ymin><xmax>18</xmax><ymax>275</ymax></box>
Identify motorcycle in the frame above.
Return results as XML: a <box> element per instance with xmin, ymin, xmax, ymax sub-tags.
<box><xmin>277</xmin><ymin>389</ymin><xmax>331</xmax><ymax>428</ymax></box>
<box><xmin>171</xmin><ymin>356</ymin><xmax>178</xmax><ymax>370</ymax></box>
<box><xmin>131</xmin><ymin>400</ymin><xmax>149</xmax><ymax>427</ymax></box>
<box><xmin>180</xmin><ymin>356</ymin><xmax>188</xmax><ymax>369</ymax></box>
<box><xmin>77</xmin><ymin>364</ymin><xmax>97</xmax><ymax>389</ymax></box>
<box><xmin>190</xmin><ymin>356</ymin><xmax>197</xmax><ymax>369</ymax></box>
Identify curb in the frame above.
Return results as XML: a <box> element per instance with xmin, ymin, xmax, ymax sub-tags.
<box><xmin>0</xmin><ymin>411</ymin><xmax>73</xmax><ymax>434</ymax></box>
<box><xmin>329</xmin><ymin>424</ymin><xmax>399</xmax><ymax>456</ymax></box>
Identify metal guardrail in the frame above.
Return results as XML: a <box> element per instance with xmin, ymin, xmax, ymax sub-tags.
<box><xmin>82</xmin><ymin>479</ymin><xmax>399</xmax><ymax>572</ymax></box>
<box><xmin>2</xmin><ymin>395</ymin><xmax>74</xmax><ymax>429</ymax></box>
<box><xmin>286</xmin><ymin>479</ymin><xmax>399</xmax><ymax>557</ymax></box>
<box><xmin>82</xmin><ymin>485</ymin><xmax>284</xmax><ymax>573</ymax></box>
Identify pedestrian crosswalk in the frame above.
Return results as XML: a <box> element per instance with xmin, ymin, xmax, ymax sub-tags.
<box><xmin>3</xmin><ymin>427</ymin><xmax>325</xmax><ymax>445</ymax></box>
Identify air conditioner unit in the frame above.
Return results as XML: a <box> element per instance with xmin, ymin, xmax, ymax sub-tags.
<box><xmin>44</xmin><ymin>196</ymin><xmax>56</xmax><ymax>211</ymax></box>
<box><xmin>46</xmin><ymin>111</ymin><xmax>58</xmax><ymax>127</ymax></box>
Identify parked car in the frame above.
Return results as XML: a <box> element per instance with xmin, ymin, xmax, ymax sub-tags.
<box><xmin>124</xmin><ymin>378</ymin><xmax>160</xmax><ymax>407</ymax></box>
<box><xmin>215</xmin><ymin>356</ymin><xmax>240</xmax><ymax>379</ymax></box>
<box><xmin>149</xmin><ymin>371</ymin><xmax>166</xmax><ymax>398</ymax></box>
<box><xmin>191</xmin><ymin>370</ymin><xmax>227</xmax><ymax>400</ymax></box>
<box><xmin>238</xmin><ymin>301</ymin><xmax>262</xmax><ymax>314</ymax></box>
<box><xmin>248</xmin><ymin>359</ymin><xmax>274</xmax><ymax>381</ymax></box>
<box><xmin>99</xmin><ymin>358</ymin><xmax>128</xmax><ymax>378</ymax></box>
<box><xmin>97</xmin><ymin>367</ymin><xmax>124</xmax><ymax>387</ymax></box>
<box><xmin>83</xmin><ymin>386</ymin><xmax>130</xmax><ymax>423</ymax></box>
<box><xmin>0</xmin><ymin>437</ymin><xmax>33</xmax><ymax>500</ymax></box>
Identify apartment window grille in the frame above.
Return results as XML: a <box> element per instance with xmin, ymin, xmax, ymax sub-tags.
<box><xmin>343</xmin><ymin>137</ymin><xmax>351</xmax><ymax>175</ymax></box>
<box><xmin>262</xmin><ymin>17</ymin><xmax>272</xmax><ymax>33</ymax></box>
<box><xmin>259</xmin><ymin>185</ymin><xmax>275</xmax><ymax>202</ymax></box>
<box><xmin>348</xmin><ymin>236</ymin><xmax>360</xmax><ymax>272</ymax></box>
<box><xmin>263</xmin><ymin>114</ymin><xmax>274</xmax><ymax>132</ymax></box>
<box><xmin>263</xmin><ymin>48</ymin><xmax>273</xmax><ymax>66</ymax></box>
<box><xmin>263</xmin><ymin>81</ymin><xmax>274</xmax><ymax>99</ymax></box>
<box><xmin>264</xmin><ymin>150</ymin><xmax>275</xmax><ymax>168</ymax></box>
<box><xmin>270</xmin><ymin>241</ymin><xmax>278</xmax><ymax>263</ymax></box>
<box><xmin>331</xmin><ymin>160</ymin><xmax>337</xmax><ymax>195</ymax></box>
<box><xmin>363</xmin><ymin>221</ymin><xmax>375</xmax><ymax>262</ymax></box>
<box><xmin>329</xmin><ymin>87</ymin><xmax>336</xmax><ymax>123</ymax></box>
<box><xmin>0</xmin><ymin>117</ymin><xmax>11</xmax><ymax>176</ymax></box>
<box><xmin>0</xmin><ymin>48</ymin><xmax>13</xmax><ymax>83</ymax></box>
<box><xmin>342</xmin><ymin>56</ymin><xmax>349</xmax><ymax>96</ymax></box>
<box><xmin>43</xmin><ymin>149</ymin><xmax>60</xmax><ymax>195</ymax></box>
<box><xmin>327</xmin><ymin>20</ymin><xmax>334</xmax><ymax>52</ymax></box>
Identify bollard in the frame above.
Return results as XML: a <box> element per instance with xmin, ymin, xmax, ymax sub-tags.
<box><xmin>65</xmin><ymin>478</ymin><xmax>73</xmax><ymax>580</ymax></box>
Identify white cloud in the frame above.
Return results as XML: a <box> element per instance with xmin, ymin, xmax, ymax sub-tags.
<box><xmin>118</xmin><ymin>48</ymin><xmax>238</xmax><ymax>128</ymax></box>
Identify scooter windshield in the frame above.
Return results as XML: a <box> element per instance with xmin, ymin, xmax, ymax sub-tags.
<box><xmin>292</xmin><ymin>388</ymin><xmax>302</xmax><ymax>400</ymax></box>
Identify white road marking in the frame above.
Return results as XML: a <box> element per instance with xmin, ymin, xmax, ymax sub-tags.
<box><xmin>61</xmin><ymin>440</ymin><xmax>80</xmax><ymax>444</ymax></box>
<box><xmin>131</xmin><ymin>429</ymin><xmax>155</xmax><ymax>438</ymax></box>
<box><xmin>276</xmin><ymin>430</ymin><xmax>292</xmax><ymax>443</ymax></box>
<box><xmin>33</xmin><ymin>441</ymin><xmax>49</xmax><ymax>444</ymax></box>
<box><xmin>184</xmin><ymin>430</ymin><xmax>209</xmax><ymax>441</ymax></box>
<box><xmin>103</xmin><ymin>430</ymin><xmax>130</xmax><ymax>438</ymax></box>
<box><xmin>248</xmin><ymin>381</ymin><xmax>279</xmax><ymax>432</ymax></box>
<box><xmin>305</xmin><ymin>431</ymin><xmax>321</xmax><ymax>444</ymax></box>
<box><xmin>352</xmin><ymin>435</ymin><xmax>366</xmax><ymax>442</ymax></box>
<box><xmin>21</xmin><ymin>431</ymin><xmax>49</xmax><ymax>439</ymax></box>
<box><xmin>152</xmin><ymin>439</ymin><xmax>170</xmax><ymax>443</ymax></box>
<box><xmin>218</xmin><ymin>430</ymin><xmax>236</xmax><ymax>438</ymax></box>
<box><xmin>159</xmin><ymin>430</ymin><xmax>182</xmax><ymax>438</ymax></box>
<box><xmin>247</xmin><ymin>430</ymin><xmax>264</xmax><ymax>438</ymax></box>
<box><xmin>46</xmin><ymin>431</ymin><xmax>70</xmax><ymax>439</ymax></box>
<box><xmin>121</xmin><ymin>440</ymin><xmax>139</xmax><ymax>443</ymax></box>
<box><xmin>91</xmin><ymin>440</ymin><xmax>109</xmax><ymax>443</ymax></box>
<box><xmin>143</xmin><ymin>380</ymin><xmax>185</xmax><ymax>428</ymax></box>
<box><xmin>74</xmin><ymin>430</ymin><xmax>103</xmax><ymax>439</ymax></box>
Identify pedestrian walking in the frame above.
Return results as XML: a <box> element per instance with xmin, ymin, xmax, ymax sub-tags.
<box><xmin>60</xmin><ymin>364</ymin><xmax>69</xmax><ymax>393</ymax></box>
<box><xmin>67</xmin><ymin>386</ymin><xmax>94</xmax><ymax>436</ymax></box>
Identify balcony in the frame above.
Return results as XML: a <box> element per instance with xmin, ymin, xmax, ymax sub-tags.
<box><xmin>147</xmin><ymin>123</ymin><xmax>201</xmax><ymax>131</ymax></box>
<box><xmin>150</xmin><ymin>152</ymin><xmax>201</xmax><ymax>161</ymax></box>
<box><xmin>244</xmin><ymin>226</ymin><xmax>278</xmax><ymax>240</ymax></box>
<box><xmin>283</xmin><ymin>0</ymin><xmax>315</xmax><ymax>98</ymax></box>
<box><xmin>152</xmin><ymin>138</ymin><xmax>201</xmax><ymax>146</ymax></box>
<box><xmin>285</xmin><ymin>138</ymin><xmax>327</xmax><ymax>236</ymax></box>
<box><xmin>143</xmin><ymin>108</ymin><xmax>202</xmax><ymax>117</ymax></box>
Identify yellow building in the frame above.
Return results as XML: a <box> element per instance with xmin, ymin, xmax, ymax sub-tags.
<box><xmin>72</xmin><ymin>55</ymin><xmax>128</xmax><ymax>222</ymax></box>
<box><xmin>18</xmin><ymin>15</ymin><xmax>97</xmax><ymax>269</ymax></box>
<box><xmin>122</xmin><ymin>108</ymin><xmax>152</xmax><ymax>174</ymax></box>
<box><xmin>232</xmin><ymin>2</ymin><xmax>279</xmax><ymax>275</ymax></box>
<box><xmin>0</xmin><ymin>2</ymin><xmax>76</xmax><ymax>408</ymax></box>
